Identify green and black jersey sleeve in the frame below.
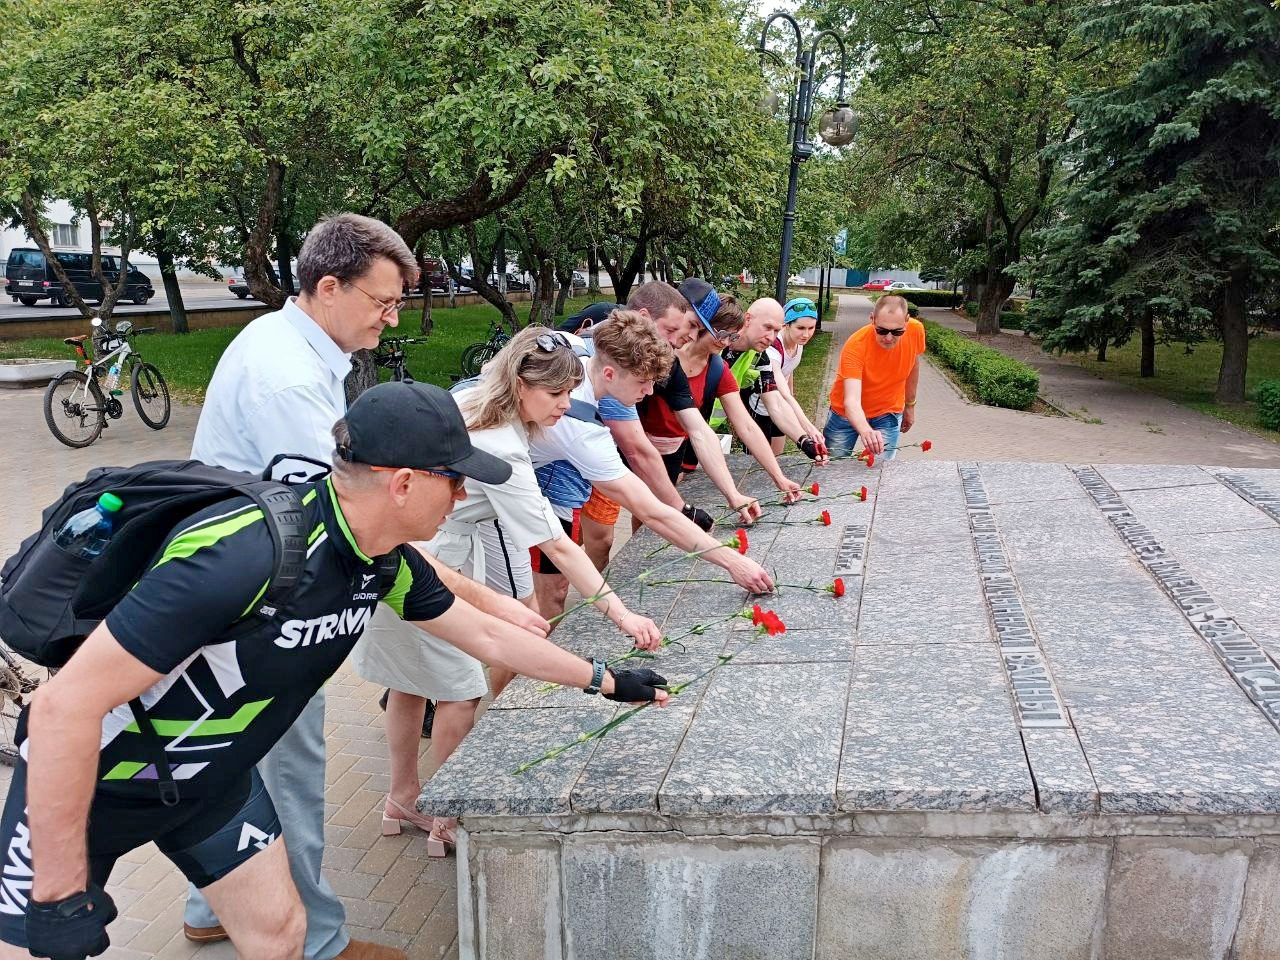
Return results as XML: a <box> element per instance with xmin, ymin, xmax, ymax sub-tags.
<box><xmin>104</xmin><ymin>497</ymin><xmax>277</xmax><ymax>675</ymax></box>
<box><xmin>381</xmin><ymin>545</ymin><xmax>455</xmax><ymax>623</ymax></box>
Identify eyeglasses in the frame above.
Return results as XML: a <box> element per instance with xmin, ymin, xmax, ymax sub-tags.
<box><xmin>535</xmin><ymin>333</ymin><xmax>574</xmax><ymax>353</ymax></box>
<box><xmin>874</xmin><ymin>325</ymin><xmax>907</xmax><ymax>337</ymax></box>
<box><xmin>346</xmin><ymin>281</ymin><xmax>407</xmax><ymax>316</ymax></box>
<box><xmin>712</xmin><ymin>327</ymin><xmax>742</xmax><ymax>344</ymax></box>
<box><xmin>370</xmin><ymin>465</ymin><xmax>466</xmax><ymax>492</ymax></box>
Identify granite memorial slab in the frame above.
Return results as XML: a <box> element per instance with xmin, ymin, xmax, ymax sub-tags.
<box><xmin>418</xmin><ymin>462</ymin><xmax>1280</xmax><ymax>959</ymax></box>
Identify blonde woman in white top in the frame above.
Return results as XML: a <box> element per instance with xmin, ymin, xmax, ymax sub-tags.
<box><xmin>353</xmin><ymin>326</ymin><xmax>662</xmax><ymax>855</ymax></box>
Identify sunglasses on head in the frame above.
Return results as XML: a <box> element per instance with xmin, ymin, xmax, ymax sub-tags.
<box><xmin>535</xmin><ymin>333</ymin><xmax>573</xmax><ymax>353</ymax></box>
<box><xmin>874</xmin><ymin>324</ymin><xmax>907</xmax><ymax>337</ymax></box>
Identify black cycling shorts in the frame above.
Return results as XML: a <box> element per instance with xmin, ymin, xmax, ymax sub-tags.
<box><xmin>660</xmin><ymin>442</ymin><xmax>698</xmax><ymax>485</ymax></box>
<box><xmin>749</xmin><ymin>406</ymin><xmax>784</xmax><ymax>440</ymax></box>
<box><xmin>0</xmin><ymin>760</ymin><xmax>280</xmax><ymax>948</ymax></box>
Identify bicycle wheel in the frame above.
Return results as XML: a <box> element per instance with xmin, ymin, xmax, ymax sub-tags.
<box><xmin>0</xmin><ymin>647</ymin><xmax>44</xmax><ymax>766</ymax></box>
<box><xmin>460</xmin><ymin>342</ymin><xmax>496</xmax><ymax>377</ymax></box>
<box><xmin>44</xmin><ymin>370</ymin><xmax>106</xmax><ymax>447</ymax></box>
<box><xmin>130</xmin><ymin>361</ymin><xmax>171</xmax><ymax>429</ymax></box>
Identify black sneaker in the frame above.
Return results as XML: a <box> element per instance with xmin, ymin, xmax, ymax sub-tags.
<box><xmin>377</xmin><ymin>689</ymin><xmax>435</xmax><ymax>738</ymax></box>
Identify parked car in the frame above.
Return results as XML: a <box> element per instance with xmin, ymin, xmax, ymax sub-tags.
<box><xmin>5</xmin><ymin>247</ymin><xmax>154</xmax><ymax>307</ymax></box>
<box><xmin>862</xmin><ymin>278</ymin><xmax>893</xmax><ymax>291</ymax></box>
<box><xmin>886</xmin><ymin>281</ymin><xmax>915</xmax><ymax>292</ymax></box>
<box><xmin>572</xmin><ymin>271</ymin><xmax>587</xmax><ymax>290</ymax></box>
<box><xmin>226</xmin><ymin>266</ymin><xmax>282</xmax><ymax>299</ymax></box>
<box><xmin>788</xmin><ymin>273</ymin><xmax>807</xmax><ymax>285</ymax></box>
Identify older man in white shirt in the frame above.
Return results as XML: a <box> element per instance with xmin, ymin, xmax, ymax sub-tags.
<box><xmin>186</xmin><ymin>215</ymin><xmax>541</xmax><ymax>960</ymax></box>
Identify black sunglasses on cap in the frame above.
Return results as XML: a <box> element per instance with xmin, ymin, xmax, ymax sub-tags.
<box><xmin>535</xmin><ymin>333</ymin><xmax>574</xmax><ymax>352</ymax></box>
<box><xmin>874</xmin><ymin>325</ymin><xmax>907</xmax><ymax>337</ymax></box>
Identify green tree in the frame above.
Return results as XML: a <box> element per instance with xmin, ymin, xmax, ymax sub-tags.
<box><xmin>1030</xmin><ymin>0</ymin><xmax>1280</xmax><ymax>402</ymax></box>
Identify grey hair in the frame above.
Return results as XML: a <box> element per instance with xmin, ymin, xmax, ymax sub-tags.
<box><xmin>329</xmin><ymin>418</ymin><xmax>378</xmax><ymax>487</ymax></box>
<box><xmin>297</xmin><ymin>213</ymin><xmax>417</xmax><ymax>295</ymax></box>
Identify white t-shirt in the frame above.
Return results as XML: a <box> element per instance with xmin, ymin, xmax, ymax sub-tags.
<box><xmin>431</xmin><ymin>390</ymin><xmax>563</xmax><ymax>571</ymax></box>
<box><xmin>528</xmin><ymin>362</ymin><xmax>629</xmax><ymax>520</ymax></box>
<box><xmin>748</xmin><ymin>336</ymin><xmax>804</xmax><ymax>417</ymax></box>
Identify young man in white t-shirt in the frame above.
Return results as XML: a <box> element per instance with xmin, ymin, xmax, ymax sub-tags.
<box><xmin>526</xmin><ymin>310</ymin><xmax>775</xmax><ymax>617</ymax></box>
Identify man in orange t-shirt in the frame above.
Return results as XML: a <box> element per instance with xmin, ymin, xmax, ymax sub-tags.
<box><xmin>823</xmin><ymin>295</ymin><xmax>925</xmax><ymax>459</ymax></box>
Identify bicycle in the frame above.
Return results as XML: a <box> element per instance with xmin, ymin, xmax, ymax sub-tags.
<box><xmin>372</xmin><ymin>335</ymin><xmax>429</xmax><ymax>383</ymax></box>
<box><xmin>43</xmin><ymin>317</ymin><xmax>171</xmax><ymax>448</ymax></box>
<box><xmin>0</xmin><ymin>644</ymin><xmax>45</xmax><ymax>765</ymax></box>
<box><xmin>459</xmin><ymin>320</ymin><xmax>512</xmax><ymax>377</ymax></box>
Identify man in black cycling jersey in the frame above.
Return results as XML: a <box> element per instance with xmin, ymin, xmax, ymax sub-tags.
<box><xmin>0</xmin><ymin>380</ymin><xmax>667</xmax><ymax>960</ymax></box>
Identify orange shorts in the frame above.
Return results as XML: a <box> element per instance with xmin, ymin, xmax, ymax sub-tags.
<box><xmin>582</xmin><ymin>488</ymin><xmax>621</xmax><ymax>526</ymax></box>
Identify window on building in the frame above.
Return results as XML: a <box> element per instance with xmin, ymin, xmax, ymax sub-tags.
<box><xmin>51</xmin><ymin>223</ymin><xmax>78</xmax><ymax>247</ymax></box>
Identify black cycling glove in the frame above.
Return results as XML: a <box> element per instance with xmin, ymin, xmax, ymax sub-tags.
<box><xmin>798</xmin><ymin>436</ymin><xmax>822</xmax><ymax>460</ymax></box>
<box><xmin>681</xmin><ymin>503</ymin><xmax>715</xmax><ymax>532</ymax></box>
<box><xmin>605</xmin><ymin>667</ymin><xmax>668</xmax><ymax>702</ymax></box>
<box><xmin>27</xmin><ymin>886</ymin><xmax>116</xmax><ymax>960</ymax></box>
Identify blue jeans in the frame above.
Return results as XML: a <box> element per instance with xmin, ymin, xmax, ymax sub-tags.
<box><xmin>824</xmin><ymin>410</ymin><xmax>902</xmax><ymax>460</ymax></box>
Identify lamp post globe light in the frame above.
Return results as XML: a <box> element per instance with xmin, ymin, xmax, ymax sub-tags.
<box><xmin>758</xmin><ymin>12</ymin><xmax>853</xmax><ymax>302</ymax></box>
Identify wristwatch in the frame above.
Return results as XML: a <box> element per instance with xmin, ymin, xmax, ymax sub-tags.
<box><xmin>583</xmin><ymin>659</ymin><xmax>607</xmax><ymax>695</ymax></box>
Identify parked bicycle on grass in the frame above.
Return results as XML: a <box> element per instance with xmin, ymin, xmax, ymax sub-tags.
<box><xmin>459</xmin><ymin>318</ymin><xmax>512</xmax><ymax>377</ymax></box>
<box><xmin>43</xmin><ymin>317</ymin><xmax>170</xmax><ymax>448</ymax></box>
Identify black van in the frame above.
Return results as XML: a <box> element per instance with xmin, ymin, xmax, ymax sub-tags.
<box><xmin>4</xmin><ymin>248</ymin><xmax>154</xmax><ymax>307</ymax></box>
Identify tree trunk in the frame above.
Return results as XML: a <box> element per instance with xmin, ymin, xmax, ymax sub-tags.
<box><xmin>1215</xmin><ymin>273</ymin><xmax>1249</xmax><ymax>403</ymax></box>
<box><xmin>529</xmin><ymin>259</ymin><xmax>556</xmax><ymax>326</ymax></box>
<box><xmin>438</xmin><ymin>231</ymin><xmax>457</xmax><ymax>309</ymax></box>
<box><xmin>587</xmin><ymin>244</ymin><xmax>602</xmax><ymax>296</ymax></box>
<box><xmin>465</xmin><ymin>223</ymin><xmax>518</xmax><ymax>330</ymax></box>
<box><xmin>152</xmin><ymin>227</ymin><xmax>188</xmax><ymax>334</ymax></box>
<box><xmin>1140</xmin><ymin>314</ymin><xmax>1156</xmax><ymax>378</ymax></box>
<box><xmin>976</xmin><ymin>272</ymin><xmax>1014</xmax><ymax>335</ymax></box>
<box><xmin>245</xmin><ymin>161</ymin><xmax>286</xmax><ymax>309</ymax></box>
<box><xmin>1096</xmin><ymin>340</ymin><xmax>1107</xmax><ymax>362</ymax></box>
<box><xmin>344</xmin><ymin>351</ymin><xmax>378</xmax><ymax>405</ymax></box>
<box><xmin>609</xmin><ymin>235</ymin><xmax>648</xmax><ymax>304</ymax></box>
<box><xmin>276</xmin><ymin>230</ymin><xmax>295</xmax><ymax>296</ymax></box>
<box><xmin>415</xmin><ymin>242</ymin><xmax>434</xmax><ymax>336</ymax></box>
<box><xmin>554</xmin><ymin>263</ymin><xmax>572</xmax><ymax>316</ymax></box>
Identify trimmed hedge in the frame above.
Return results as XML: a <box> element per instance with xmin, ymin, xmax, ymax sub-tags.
<box><xmin>963</xmin><ymin>301</ymin><xmax>979</xmax><ymax>318</ymax></box>
<box><xmin>1259</xmin><ymin>379</ymin><xmax>1280</xmax><ymax>431</ymax></box>
<box><xmin>923</xmin><ymin>319</ymin><xmax>1040</xmax><ymax>409</ymax></box>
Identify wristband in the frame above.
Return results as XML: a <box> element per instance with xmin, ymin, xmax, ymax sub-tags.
<box><xmin>905</xmin><ymin>399</ymin><xmax>917</xmax><ymax>408</ymax></box>
<box><xmin>583</xmin><ymin>658</ymin><xmax>607</xmax><ymax>695</ymax></box>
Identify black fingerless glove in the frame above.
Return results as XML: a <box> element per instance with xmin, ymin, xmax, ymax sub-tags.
<box><xmin>605</xmin><ymin>667</ymin><xmax>668</xmax><ymax>702</ymax></box>
<box><xmin>798</xmin><ymin>436</ymin><xmax>820</xmax><ymax>460</ymax></box>
<box><xmin>681</xmin><ymin>503</ymin><xmax>714</xmax><ymax>532</ymax></box>
<box><xmin>27</xmin><ymin>886</ymin><xmax>116</xmax><ymax>960</ymax></box>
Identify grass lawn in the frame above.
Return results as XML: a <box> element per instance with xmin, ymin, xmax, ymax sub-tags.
<box><xmin>790</xmin><ymin>331</ymin><xmax>833</xmax><ymax>422</ymax></box>
<box><xmin>0</xmin><ymin>298</ymin><xmax>598</xmax><ymax>403</ymax></box>
<box><xmin>1062</xmin><ymin>332</ymin><xmax>1280</xmax><ymax>436</ymax></box>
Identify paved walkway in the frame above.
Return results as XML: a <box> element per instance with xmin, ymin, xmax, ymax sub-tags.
<box><xmin>830</xmin><ymin>295</ymin><xmax>1280</xmax><ymax>466</ymax></box>
<box><xmin>0</xmin><ymin>295</ymin><xmax>1276</xmax><ymax>960</ymax></box>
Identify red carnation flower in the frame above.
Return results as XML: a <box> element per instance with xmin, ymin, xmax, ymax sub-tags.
<box><xmin>859</xmin><ymin>486</ymin><xmax>868</xmax><ymax>502</ymax></box>
<box><xmin>831</xmin><ymin>578</ymin><xmax>845</xmax><ymax>597</ymax></box>
<box><xmin>761</xmin><ymin>611</ymin><xmax>787</xmax><ymax>635</ymax></box>
<box><xmin>810</xmin><ymin>483</ymin><xmax>820</xmax><ymax>495</ymax></box>
<box><xmin>821</xmin><ymin>510</ymin><xmax>832</xmax><ymax>526</ymax></box>
<box><xmin>751</xmin><ymin>604</ymin><xmax>764</xmax><ymax>625</ymax></box>
<box><xmin>735</xmin><ymin>528</ymin><xmax>749</xmax><ymax>554</ymax></box>
<box><xmin>865</xmin><ymin>453</ymin><xmax>875</xmax><ymax>468</ymax></box>
<box><xmin>921</xmin><ymin>440</ymin><xmax>933</xmax><ymax>451</ymax></box>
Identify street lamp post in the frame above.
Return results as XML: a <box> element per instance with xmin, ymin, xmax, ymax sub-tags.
<box><xmin>758</xmin><ymin>13</ymin><xmax>855</xmax><ymax>304</ymax></box>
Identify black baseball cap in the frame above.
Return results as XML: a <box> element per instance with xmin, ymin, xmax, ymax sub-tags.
<box><xmin>677</xmin><ymin>278</ymin><xmax>721</xmax><ymax>336</ymax></box>
<box><xmin>341</xmin><ymin>381</ymin><xmax>511</xmax><ymax>485</ymax></box>
<box><xmin>558</xmin><ymin>301</ymin><xmax>620</xmax><ymax>333</ymax></box>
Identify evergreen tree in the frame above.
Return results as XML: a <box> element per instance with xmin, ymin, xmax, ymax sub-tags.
<box><xmin>1031</xmin><ymin>0</ymin><xmax>1280</xmax><ymax>401</ymax></box>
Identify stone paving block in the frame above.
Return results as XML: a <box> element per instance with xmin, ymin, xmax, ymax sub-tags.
<box><xmin>1020</xmin><ymin>729</ymin><xmax>1099</xmax><ymax>813</ymax></box>
<box><xmin>1234</xmin><ymin>841</ymin><xmax>1280</xmax><ymax>960</ymax></box>
<box><xmin>419</xmin><ymin>702</ymin><xmax>615</xmax><ymax>816</ymax></box>
<box><xmin>1103</xmin><ymin>838</ymin><xmax>1250</xmax><ymax>960</ymax></box>
<box><xmin>660</xmin><ymin>662</ymin><xmax>849</xmax><ymax>814</ymax></box>
<box><xmin>976</xmin><ymin>461</ymin><xmax>1089</xmax><ymax>504</ymax></box>
<box><xmin>339</xmin><ymin>895</ymin><xmax>397</xmax><ymax>929</ymax></box>
<box><xmin>562</xmin><ymin>835</ymin><xmax>819</xmax><ymax>960</ymax></box>
<box><xmin>747</xmin><ymin>583</ymin><xmax>859</xmax><ymax>631</ymax></box>
<box><xmin>816</xmin><ymin>839</ymin><xmax>1110</xmax><ymax>960</ymax></box>
<box><xmin>1122</xmin><ymin>483</ymin><xmax>1274</xmax><ymax>536</ymax></box>
<box><xmin>730</xmin><ymin>627</ymin><xmax>853</xmax><ymax>664</ymax></box>
<box><xmin>1095</xmin><ymin>463</ymin><xmax>1218</xmax><ymax>490</ymax></box>
<box><xmin>857</xmin><ymin>581</ymin><xmax>989</xmax><ymax>644</ymax></box>
<box><xmin>469</xmin><ymin>838</ymin><xmax>562</xmax><ymax>959</ymax></box>
<box><xmin>838</xmin><ymin>643</ymin><xmax>1035</xmax><ymax>812</ymax></box>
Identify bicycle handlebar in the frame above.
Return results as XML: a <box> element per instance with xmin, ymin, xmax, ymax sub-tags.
<box><xmin>135</xmin><ymin>327</ymin><xmax>157</xmax><ymax>334</ymax></box>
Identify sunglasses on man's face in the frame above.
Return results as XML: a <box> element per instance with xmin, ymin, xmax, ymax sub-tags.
<box><xmin>370</xmin><ymin>465</ymin><xmax>466</xmax><ymax>492</ymax></box>
<box><xmin>874</xmin><ymin>325</ymin><xmax>907</xmax><ymax>337</ymax></box>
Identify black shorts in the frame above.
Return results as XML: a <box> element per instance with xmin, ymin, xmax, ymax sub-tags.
<box><xmin>0</xmin><ymin>761</ymin><xmax>280</xmax><ymax>948</ymax></box>
<box><xmin>749</xmin><ymin>406</ymin><xmax>784</xmax><ymax>440</ymax></box>
<box><xmin>530</xmin><ymin>512</ymin><xmax>580</xmax><ymax>576</ymax></box>
<box><xmin>660</xmin><ymin>442</ymin><xmax>698</xmax><ymax>485</ymax></box>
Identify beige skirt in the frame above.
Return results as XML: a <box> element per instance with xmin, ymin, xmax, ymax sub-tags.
<box><xmin>351</xmin><ymin>534</ymin><xmax>488</xmax><ymax>702</ymax></box>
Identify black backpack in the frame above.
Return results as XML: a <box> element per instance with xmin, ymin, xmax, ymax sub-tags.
<box><xmin>0</xmin><ymin>457</ymin><xmax>314</xmax><ymax>804</ymax></box>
